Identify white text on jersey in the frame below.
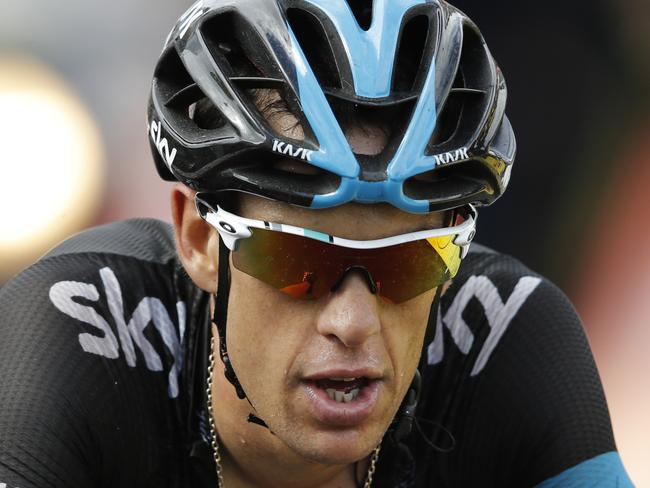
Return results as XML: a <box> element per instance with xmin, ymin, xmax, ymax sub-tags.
<box><xmin>428</xmin><ymin>275</ymin><xmax>541</xmax><ymax>375</ymax></box>
<box><xmin>49</xmin><ymin>267</ymin><xmax>186</xmax><ymax>399</ymax></box>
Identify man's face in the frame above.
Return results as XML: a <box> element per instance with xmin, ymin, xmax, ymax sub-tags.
<box><xmin>224</xmin><ymin>196</ymin><xmax>443</xmax><ymax>464</ymax></box>
<box><xmin>182</xmin><ymin>94</ymin><xmax>447</xmax><ymax>466</ymax></box>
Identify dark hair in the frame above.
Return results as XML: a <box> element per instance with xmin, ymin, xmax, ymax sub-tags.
<box><xmin>192</xmin><ymin>87</ymin><xmax>402</xmax><ymax>146</ymax></box>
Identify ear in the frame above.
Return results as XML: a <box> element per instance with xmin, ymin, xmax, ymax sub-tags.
<box><xmin>171</xmin><ymin>184</ymin><xmax>219</xmax><ymax>293</ymax></box>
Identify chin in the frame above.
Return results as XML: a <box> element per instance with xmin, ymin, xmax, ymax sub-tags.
<box><xmin>281</xmin><ymin>425</ymin><xmax>383</xmax><ymax>466</ymax></box>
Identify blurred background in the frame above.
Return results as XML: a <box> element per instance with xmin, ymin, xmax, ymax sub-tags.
<box><xmin>0</xmin><ymin>0</ymin><xmax>648</xmax><ymax>484</ymax></box>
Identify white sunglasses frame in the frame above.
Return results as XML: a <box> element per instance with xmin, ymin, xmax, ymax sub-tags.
<box><xmin>195</xmin><ymin>196</ymin><xmax>477</xmax><ymax>259</ymax></box>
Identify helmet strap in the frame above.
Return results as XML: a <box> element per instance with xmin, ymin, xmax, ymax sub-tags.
<box><xmin>423</xmin><ymin>286</ymin><xmax>443</xmax><ymax>357</ymax></box>
<box><xmin>391</xmin><ymin>285</ymin><xmax>442</xmax><ymax>442</ymax></box>
<box><xmin>213</xmin><ymin>238</ymin><xmax>246</xmax><ymax>399</ymax></box>
<box><xmin>212</xmin><ymin>238</ymin><xmax>269</xmax><ymax>429</ymax></box>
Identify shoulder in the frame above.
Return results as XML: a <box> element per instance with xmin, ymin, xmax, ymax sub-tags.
<box><xmin>0</xmin><ymin>218</ymin><xmax>199</xmax><ymax>398</ymax></box>
<box><xmin>420</xmin><ymin>244</ymin><xmax>626</xmax><ymax>486</ymax></box>
<box><xmin>431</xmin><ymin>243</ymin><xmax>558</xmax><ymax>375</ymax></box>
<box><xmin>0</xmin><ymin>219</ymin><xmax>206</xmax><ymax>487</ymax></box>
<box><xmin>458</xmin><ymin>241</ymin><xmax>544</xmax><ymax>288</ymax></box>
<box><xmin>42</xmin><ymin>217</ymin><xmax>177</xmax><ymax>263</ymax></box>
<box><xmin>432</xmin><ymin>242</ymin><xmax>595</xmax><ymax>405</ymax></box>
<box><xmin>4</xmin><ymin>218</ymin><xmax>181</xmax><ymax>310</ymax></box>
<box><xmin>444</xmin><ymin>242</ymin><xmax>573</xmax><ymax>334</ymax></box>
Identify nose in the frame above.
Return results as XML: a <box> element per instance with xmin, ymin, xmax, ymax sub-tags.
<box><xmin>316</xmin><ymin>270</ymin><xmax>381</xmax><ymax>348</ymax></box>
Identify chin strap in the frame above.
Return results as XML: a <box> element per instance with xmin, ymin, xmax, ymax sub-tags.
<box><xmin>391</xmin><ymin>286</ymin><xmax>441</xmax><ymax>441</ymax></box>
<box><xmin>379</xmin><ymin>287</ymin><xmax>454</xmax><ymax>486</ymax></box>
<box><xmin>213</xmin><ymin>238</ymin><xmax>269</xmax><ymax>429</ymax></box>
<box><xmin>423</xmin><ymin>286</ymin><xmax>443</xmax><ymax>360</ymax></box>
<box><xmin>392</xmin><ymin>369</ymin><xmax>422</xmax><ymax>442</ymax></box>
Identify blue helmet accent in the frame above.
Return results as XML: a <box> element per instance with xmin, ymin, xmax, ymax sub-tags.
<box><xmin>312</xmin><ymin>179</ymin><xmax>430</xmax><ymax>213</ymax></box>
<box><xmin>287</xmin><ymin>0</ymin><xmax>441</xmax><ymax>185</ymax></box>
<box><xmin>310</xmin><ymin>34</ymin><xmax>439</xmax><ymax>212</ymax></box>
<box><xmin>287</xmin><ymin>27</ymin><xmax>359</xmax><ymax>179</ymax></box>
<box><xmin>295</xmin><ymin>0</ymin><xmax>440</xmax><ymax>212</ymax></box>
<box><xmin>299</xmin><ymin>0</ymin><xmax>433</xmax><ymax>98</ymax></box>
<box><xmin>386</xmin><ymin>45</ymin><xmax>438</xmax><ymax>181</ymax></box>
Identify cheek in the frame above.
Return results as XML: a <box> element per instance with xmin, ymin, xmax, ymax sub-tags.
<box><xmin>381</xmin><ymin>291</ymin><xmax>434</xmax><ymax>395</ymax></box>
<box><xmin>225</xmin><ymin>270</ymin><xmax>313</xmax><ymax>393</ymax></box>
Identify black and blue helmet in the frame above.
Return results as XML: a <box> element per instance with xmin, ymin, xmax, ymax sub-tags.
<box><xmin>148</xmin><ymin>0</ymin><xmax>515</xmax><ymax>213</ymax></box>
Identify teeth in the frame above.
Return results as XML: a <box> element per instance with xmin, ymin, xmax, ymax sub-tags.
<box><xmin>343</xmin><ymin>390</ymin><xmax>358</xmax><ymax>403</ymax></box>
<box><xmin>330</xmin><ymin>377</ymin><xmax>356</xmax><ymax>382</ymax></box>
<box><xmin>325</xmin><ymin>388</ymin><xmax>361</xmax><ymax>403</ymax></box>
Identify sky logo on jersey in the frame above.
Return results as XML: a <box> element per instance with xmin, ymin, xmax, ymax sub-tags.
<box><xmin>272</xmin><ymin>139</ymin><xmax>314</xmax><ymax>162</ymax></box>
<box><xmin>434</xmin><ymin>147</ymin><xmax>470</xmax><ymax>167</ymax></box>
<box><xmin>49</xmin><ymin>267</ymin><xmax>186</xmax><ymax>399</ymax></box>
<box><xmin>149</xmin><ymin>119</ymin><xmax>177</xmax><ymax>169</ymax></box>
<box><xmin>428</xmin><ymin>275</ymin><xmax>541</xmax><ymax>375</ymax></box>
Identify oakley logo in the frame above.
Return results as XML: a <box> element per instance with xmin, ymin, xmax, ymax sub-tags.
<box><xmin>149</xmin><ymin>119</ymin><xmax>177</xmax><ymax>169</ymax></box>
<box><xmin>272</xmin><ymin>139</ymin><xmax>314</xmax><ymax>162</ymax></box>
<box><xmin>434</xmin><ymin>147</ymin><xmax>469</xmax><ymax>166</ymax></box>
<box><xmin>219</xmin><ymin>221</ymin><xmax>236</xmax><ymax>234</ymax></box>
<box><xmin>428</xmin><ymin>275</ymin><xmax>541</xmax><ymax>375</ymax></box>
<box><xmin>49</xmin><ymin>267</ymin><xmax>186</xmax><ymax>399</ymax></box>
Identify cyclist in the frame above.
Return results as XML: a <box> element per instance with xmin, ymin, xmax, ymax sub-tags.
<box><xmin>0</xmin><ymin>0</ymin><xmax>634</xmax><ymax>486</ymax></box>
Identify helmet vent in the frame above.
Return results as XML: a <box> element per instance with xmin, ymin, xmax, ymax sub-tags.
<box><xmin>247</xmin><ymin>88</ymin><xmax>307</xmax><ymax>142</ymax></box>
<box><xmin>456</xmin><ymin>23</ymin><xmax>493</xmax><ymax>91</ymax></box>
<box><xmin>452</xmin><ymin>67</ymin><xmax>466</xmax><ymax>90</ymax></box>
<box><xmin>403</xmin><ymin>160</ymin><xmax>496</xmax><ymax>209</ymax></box>
<box><xmin>155</xmin><ymin>47</ymin><xmax>195</xmax><ymax>103</ymax></box>
<box><xmin>189</xmin><ymin>96</ymin><xmax>226</xmax><ymax>131</ymax></box>
<box><xmin>270</xmin><ymin>157</ymin><xmax>324</xmax><ymax>177</ymax></box>
<box><xmin>427</xmin><ymin>93</ymin><xmax>463</xmax><ymax>149</ymax></box>
<box><xmin>324</xmin><ymin>97</ymin><xmax>416</xmax><ymax>181</ymax></box>
<box><xmin>200</xmin><ymin>12</ymin><xmax>266</xmax><ymax>79</ymax></box>
<box><xmin>425</xmin><ymin>23</ymin><xmax>491</xmax><ymax>154</ymax></box>
<box><xmin>286</xmin><ymin>8</ymin><xmax>341</xmax><ymax>90</ymax></box>
<box><xmin>344</xmin><ymin>0</ymin><xmax>373</xmax><ymax>31</ymax></box>
<box><xmin>218</xmin><ymin>151</ymin><xmax>341</xmax><ymax>202</ymax></box>
<box><xmin>154</xmin><ymin>48</ymin><xmax>229</xmax><ymax>140</ymax></box>
<box><xmin>201</xmin><ymin>11</ymin><xmax>316</xmax><ymax>142</ymax></box>
<box><xmin>392</xmin><ymin>14</ymin><xmax>430</xmax><ymax>92</ymax></box>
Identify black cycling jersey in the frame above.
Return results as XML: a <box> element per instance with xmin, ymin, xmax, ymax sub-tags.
<box><xmin>0</xmin><ymin>219</ymin><xmax>633</xmax><ymax>487</ymax></box>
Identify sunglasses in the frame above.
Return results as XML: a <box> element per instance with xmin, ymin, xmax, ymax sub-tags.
<box><xmin>195</xmin><ymin>195</ymin><xmax>476</xmax><ymax>304</ymax></box>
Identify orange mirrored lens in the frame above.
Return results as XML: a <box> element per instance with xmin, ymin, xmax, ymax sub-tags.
<box><xmin>231</xmin><ymin>228</ymin><xmax>462</xmax><ymax>303</ymax></box>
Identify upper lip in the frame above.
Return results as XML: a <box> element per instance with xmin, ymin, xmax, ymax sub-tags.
<box><xmin>302</xmin><ymin>368</ymin><xmax>384</xmax><ymax>381</ymax></box>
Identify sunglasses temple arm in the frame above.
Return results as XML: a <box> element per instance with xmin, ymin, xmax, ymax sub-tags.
<box><xmin>453</xmin><ymin>208</ymin><xmax>477</xmax><ymax>258</ymax></box>
<box><xmin>204</xmin><ymin>211</ymin><xmax>249</xmax><ymax>251</ymax></box>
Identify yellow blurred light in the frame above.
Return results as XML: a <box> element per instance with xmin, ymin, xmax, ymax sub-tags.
<box><xmin>0</xmin><ymin>57</ymin><xmax>105</xmax><ymax>282</ymax></box>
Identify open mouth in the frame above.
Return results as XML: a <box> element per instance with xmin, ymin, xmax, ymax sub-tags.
<box><xmin>301</xmin><ymin>372</ymin><xmax>383</xmax><ymax>425</ymax></box>
<box><xmin>314</xmin><ymin>377</ymin><xmax>370</xmax><ymax>403</ymax></box>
